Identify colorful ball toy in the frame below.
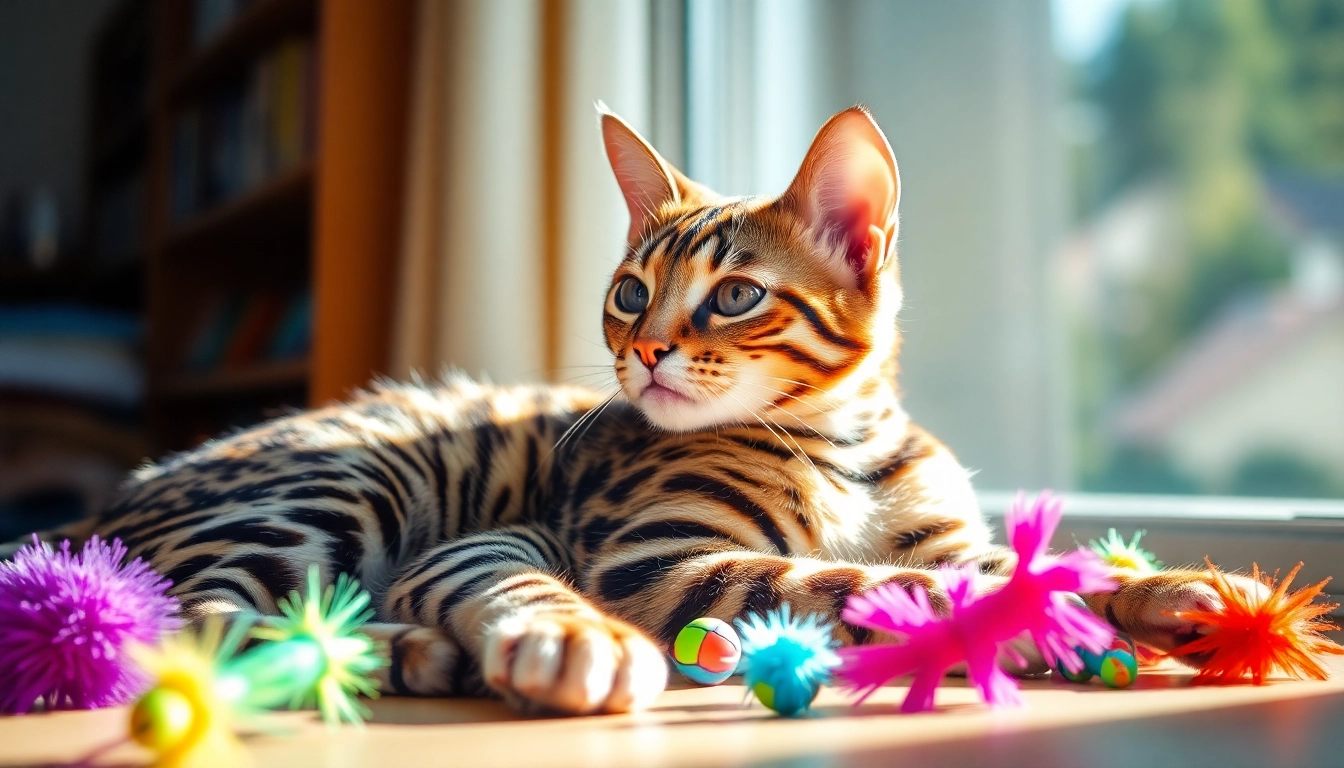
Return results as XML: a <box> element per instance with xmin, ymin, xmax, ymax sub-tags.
<box><xmin>736</xmin><ymin>605</ymin><xmax>840</xmax><ymax>717</ymax></box>
<box><xmin>671</xmin><ymin>617</ymin><xmax>741</xmax><ymax>685</ymax></box>
<box><xmin>1055</xmin><ymin>632</ymin><xmax>1138</xmax><ymax>688</ymax></box>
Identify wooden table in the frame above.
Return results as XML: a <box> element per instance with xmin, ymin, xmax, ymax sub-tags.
<box><xmin>3</xmin><ymin>659</ymin><xmax>1343</xmax><ymax>768</ymax></box>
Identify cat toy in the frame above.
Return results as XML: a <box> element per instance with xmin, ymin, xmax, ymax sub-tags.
<box><xmin>671</xmin><ymin>617</ymin><xmax>741</xmax><ymax>685</ymax></box>
<box><xmin>128</xmin><ymin>619</ymin><xmax>255</xmax><ymax>768</ymax></box>
<box><xmin>128</xmin><ymin>564</ymin><xmax>385</xmax><ymax>767</ymax></box>
<box><xmin>0</xmin><ymin>536</ymin><xmax>180</xmax><ymax>714</ymax></box>
<box><xmin>1054</xmin><ymin>631</ymin><xmax>1139</xmax><ymax>688</ymax></box>
<box><xmin>736</xmin><ymin>605</ymin><xmax>840</xmax><ymax>717</ymax></box>
<box><xmin>838</xmin><ymin>491</ymin><xmax>1117</xmax><ymax>712</ymax></box>
<box><xmin>1165</xmin><ymin>559</ymin><xmax>1344</xmax><ymax>685</ymax></box>
<box><xmin>1089</xmin><ymin>528</ymin><xmax>1162</xmax><ymax>572</ymax></box>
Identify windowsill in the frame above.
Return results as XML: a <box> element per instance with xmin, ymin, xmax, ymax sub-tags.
<box><xmin>977</xmin><ymin>491</ymin><xmax>1344</xmax><ymax>621</ymax></box>
<box><xmin>979</xmin><ymin>491</ymin><xmax>1344</xmax><ymax>525</ymax></box>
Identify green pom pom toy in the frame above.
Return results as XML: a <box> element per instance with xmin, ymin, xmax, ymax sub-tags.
<box><xmin>245</xmin><ymin>564</ymin><xmax>385</xmax><ymax>723</ymax></box>
<box><xmin>129</xmin><ymin>565</ymin><xmax>386</xmax><ymax>767</ymax></box>
<box><xmin>1089</xmin><ymin>529</ymin><xmax>1163</xmax><ymax>572</ymax></box>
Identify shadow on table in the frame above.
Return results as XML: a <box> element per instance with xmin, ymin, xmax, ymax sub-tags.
<box><xmin>750</xmin><ymin>686</ymin><xmax>1344</xmax><ymax>768</ymax></box>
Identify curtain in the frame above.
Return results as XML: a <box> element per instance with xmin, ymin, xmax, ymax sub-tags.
<box><xmin>391</xmin><ymin>0</ymin><xmax>657</xmax><ymax>386</ymax></box>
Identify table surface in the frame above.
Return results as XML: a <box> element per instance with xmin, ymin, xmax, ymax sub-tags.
<box><xmin>3</xmin><ymin>659</ymin><xmax>1344</xmax><ymax>768</ymax></box>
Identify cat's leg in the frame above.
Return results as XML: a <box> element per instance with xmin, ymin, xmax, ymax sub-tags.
<box><xmin>361</xmin><ymin>623</ymin><xmax>471</xmax><ymax>696</ymax></box>
<box><xmin>585</xmin><ymin>541</ymin><xmax>991</xmax><ymax>647</ymax></box>
<box><xmin>383</xmin><ymin>526</ymin><xmax>667</xmax><ymax>714</ymax></box>
<box><xmin>1080</xmin><ymin>568</ymin><xmax>1270</xmax><ymax>666</ymax></box>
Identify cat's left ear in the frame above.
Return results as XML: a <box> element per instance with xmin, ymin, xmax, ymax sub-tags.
<box><xmin>598</xmin><ymin>103</ymin><xmax>715</xmax><ymax>245</ymax></box>
<box><xmin>779</xmin><ymin>106</ymin><xmax>900</xmax><ymax>286</ymax></box>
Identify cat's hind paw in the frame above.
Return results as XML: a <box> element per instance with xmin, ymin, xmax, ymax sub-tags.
<box><xmin>482</xmin><ymin>612</ymin><xmax>668</xmax><ymax>715</ymax></box>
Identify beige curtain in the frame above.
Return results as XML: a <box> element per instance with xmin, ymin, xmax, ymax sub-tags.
<box><xmin>391</xmin><ymin>0</ymin><xmax>654</xmax><ymax>386</ymax></box>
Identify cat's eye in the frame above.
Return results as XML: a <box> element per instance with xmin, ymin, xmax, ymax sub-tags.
<box><xmin>712</xmin><ymin>280</ymin><xmax>764</xmax><ymax>317</ymax></box>
<box><xmin>614</xmin><ymin>276</ymin><xmax>650</xmax><ymax>313</ymax></box>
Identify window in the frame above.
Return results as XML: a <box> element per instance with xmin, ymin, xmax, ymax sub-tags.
<box><xmin>673</xmin><ymin>0</ymin><xmax>1344</xmax><ymax>591</ymax></box>
<box><xmin>677</xmin><ymin>0</ymin><xmax>1344</xmax><ymax>506</ymax></box>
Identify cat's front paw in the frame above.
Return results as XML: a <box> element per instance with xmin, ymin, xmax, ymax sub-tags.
<box><xmin>1096</xmin><ymin>571</ymin><xmax>1270</xmax><ymax>667</ymax></box>
<box><xmin>482</xmin><ymin>612</ymin><xmax>668</xmax><ymax>715</ymax></box>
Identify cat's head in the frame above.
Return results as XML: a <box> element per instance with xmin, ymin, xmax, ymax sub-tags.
<box><xmin>599</xmin><ymin>105</ymin><xmax>904</xmax><ymax>434</ymax></box>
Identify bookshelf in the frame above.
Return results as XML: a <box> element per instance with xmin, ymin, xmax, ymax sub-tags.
<box><xmin>138</xmin><ymin>0</ymin><xmax>411</xmax><ymax>452</ymax></box>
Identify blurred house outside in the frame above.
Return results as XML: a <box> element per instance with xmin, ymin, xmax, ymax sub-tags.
<box><xmin>1110</xmin><ymin>175</ymin><xmax>1344</xmax><ymax>497</ymax></box>
<box><xmin>1060</xmin><ymin>0</ymin><xmax>1344</xmax><ymax>499</ymax></box>
<box><xmin>1064</xmin><ymin>170</ymin><xmax>1344</xmax><ymax>497</ymax></box>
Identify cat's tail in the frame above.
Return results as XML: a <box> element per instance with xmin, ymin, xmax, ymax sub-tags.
<box><xmin>0</xmin><ymin>515</ymin><xmax>100</xmax><ymax>561</ymax></box>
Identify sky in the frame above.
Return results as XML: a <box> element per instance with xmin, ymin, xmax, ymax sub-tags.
<box><xmin>1051</xmin><ymin>0</ymin><xmax>1160</xmax><ymax>63</ymax></box>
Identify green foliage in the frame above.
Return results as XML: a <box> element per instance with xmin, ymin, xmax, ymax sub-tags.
<box><xmin>1228</xmin><ymin>450</ymin><xmax>1341</xmax><ymax>498</ymax></box>
<box><xmin>1089</xmin><ymin>0</ymin><xmax>1344</xmax><ymax>215</ymax></box>
<box><xmin>1083</xmin><ymin>445</ymin><xmax>1203</xmax><ymax>495</ymax></box>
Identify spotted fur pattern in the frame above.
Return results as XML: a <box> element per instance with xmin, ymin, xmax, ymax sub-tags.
<box><xmin>12</xmin><ymin>107</ymin><xmax>1262</xmax><ymax>713</ymax></box>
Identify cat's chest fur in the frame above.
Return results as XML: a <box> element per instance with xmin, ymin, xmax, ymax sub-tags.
<box><xmin>791</xmin><ymin>466</ymin><xmax>896</xmax><ymax>562</ymax></box>
<box><xmin>576</xmin><ymin>412</ymin><xmax>912</xmax><ymax>566</ymax></box>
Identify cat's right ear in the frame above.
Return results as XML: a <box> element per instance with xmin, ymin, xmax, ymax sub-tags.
<box><xmin>598</xmin><ymin>104</ymin><xmax>694</xmax><ymax>244</ymax></box>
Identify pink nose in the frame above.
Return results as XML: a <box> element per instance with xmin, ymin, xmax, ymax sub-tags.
<box><xmin>632</xmin><ymin>338</ymin><xmax>672</xmax><ymax>368</ymax></box>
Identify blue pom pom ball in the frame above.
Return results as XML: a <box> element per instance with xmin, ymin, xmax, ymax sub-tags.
<box><xmin>735</xmin><ymin>605</ymin><xmax>840</xmax><ymax>717</ymax></box>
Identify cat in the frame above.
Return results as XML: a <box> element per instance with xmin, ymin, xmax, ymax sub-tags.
<box><xmin>12</xmin><ymin>105</ymin><xmax>1257</xmax><ymax>714</ymax></box>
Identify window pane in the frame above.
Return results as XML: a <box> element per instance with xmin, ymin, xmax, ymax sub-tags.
<box><xmin>685</xmin><ymin>0</ymin><xmax>1343</xmax><ymax>500</ymax></box>
<box><xmin>1061</xmin><ymin>0</ymin><xmax>1344</xmax><ymax>499</ymax></box>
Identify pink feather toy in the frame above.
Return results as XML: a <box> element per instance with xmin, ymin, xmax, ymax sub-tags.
<box><xmin>837</xmin><ymin>491</ymin><xmax>1117</xmax><ymax>712</ymax></box>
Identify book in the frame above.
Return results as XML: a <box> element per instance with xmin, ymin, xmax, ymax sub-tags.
<box><xmin>191</xmin><ymin>0</ymin><xmax>251</xmax><ymax>48</ymax></box>
<box><xmin>221</xmin><ymin>294</ymin><xmax>286</xmax><ymax>369</ymax></box>
<box><xmin>268</xmin><ymin>290</ymin><xmax>311</xmax><ymax>360</ymax></box>
<box><xmin>186</xmin><ymin>295</ymin><xmax>245</xmax><ymax>372</ymax></box>
<box><xmin>170</xmin><ymin>108</ymin><xmax>202</xmax><ymax>222</ymax></box>
<box><xmin>169</xmin><ymin>36</ymin><xmax>315</xmax><ymax>222</ymax></box>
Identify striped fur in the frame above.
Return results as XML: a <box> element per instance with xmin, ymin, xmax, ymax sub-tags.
<box><xmin>12</xmin><ymin>107</ymin><xmax>1264</xmax><ymax>713</ymax></box>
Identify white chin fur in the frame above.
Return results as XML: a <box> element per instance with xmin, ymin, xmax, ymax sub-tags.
<box><xmin>634</xmin><ymin>391</ymin><xmax>749</xmax><ymax>432</ymax></box>
<box><xmin>622</xmin><ymin>356</ymin><xmax>758</xmax><ymax>432</ymax></box>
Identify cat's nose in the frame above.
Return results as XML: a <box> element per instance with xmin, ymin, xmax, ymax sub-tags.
<box><xmin>632</xmin><ymin>338</ymin><xmax>674</xmax><ymax>369</ymax></box>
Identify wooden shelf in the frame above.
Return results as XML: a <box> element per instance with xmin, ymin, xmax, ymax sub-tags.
<box><xmin>169</xmin><ymin>0</ymin><xmax>316</xmax><ymax>102</ymax></box>
<box><xmin>130</xmin><ymin>0</ymin><xmax>410</xmax><ymax>453</ymax></box>
<box><xmin>164</xmin><ymin>163</ymin><xmax>313</xmax><ymax>254</ymax></box>
<box><xmin>156</xmin><ymin>358</ymin><xmax>308</xmax><ymax>398</ymax></box>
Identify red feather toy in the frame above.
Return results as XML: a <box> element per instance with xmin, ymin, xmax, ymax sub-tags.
<box><xmin>1167</xmin><ymin>559</ymin><xmax>1344</xmax><ymax>685</ymax></box>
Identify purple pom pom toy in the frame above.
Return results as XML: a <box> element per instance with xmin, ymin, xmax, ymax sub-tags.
<box><xmin>0</xmin><ymin>536</ymin><xmax>180</xmax><ymax>714</ymax></box>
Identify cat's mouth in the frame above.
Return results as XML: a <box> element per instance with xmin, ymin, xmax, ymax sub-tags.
<box><xmin>640</xmin><ymin>378</ymin><xmax>694</xmax><ymax>405</ymax></box>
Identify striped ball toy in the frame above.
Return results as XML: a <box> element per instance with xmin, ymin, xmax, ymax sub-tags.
<box><xmin>671</xmin><ymin>617</ymin><xmax>742</xmax><ymax>686</ymax></box>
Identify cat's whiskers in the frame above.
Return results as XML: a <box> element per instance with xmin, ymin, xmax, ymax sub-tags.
<box><xmin>739</xmin><ymin>380</ymin><xmax>829</xmax><ymax>417</ymax></box>
<box><xmin>762</xmin><ymin>375</ymin><xmax>846</xmax><ymax>407</ymax></box>
<box><xmin>722</xmin><ymin>389</ymin><xmax>820</xmax><ymax>476</ymax></box>
<box><xmin>762</xmin><ymin>373</ymin><xmax>903</xmax><ymax>438</ymax></box>
<box><xmin>735</xmin><ymin>386</ymin><xmax>839</xmax><ymax>455</ymax></box>
<box><xmin>549</xmin><ymin>392</ymin><xmax>618</xmax><ymax>461</ymax></box>
<box><xmin>559</xmin><ymin>370</ymin><xmax>622</xmax><ymax>389</ymax></box>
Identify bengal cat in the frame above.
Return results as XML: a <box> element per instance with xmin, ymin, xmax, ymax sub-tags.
<box><xmin>13</xmin><ymin>106</ymin><xmax>1259</xmax><ymax>714</ymax></box>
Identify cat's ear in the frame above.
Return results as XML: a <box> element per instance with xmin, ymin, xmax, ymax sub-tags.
<box><xmin>779</xmin><ymin>106</ymin><xmax>900</xmax><ymax>285</ymax></box>
<box><xmin>598</xmin><ymin>104</ymin><xmax>709</xmax><ymax>244</ymax></box>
